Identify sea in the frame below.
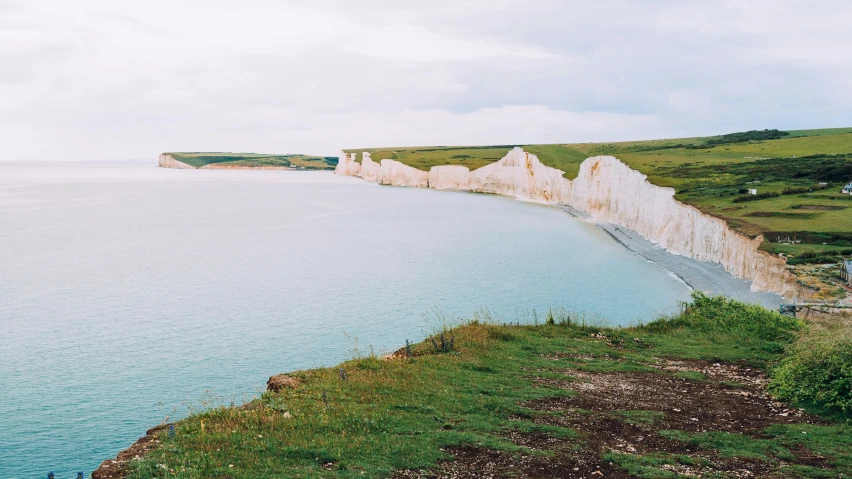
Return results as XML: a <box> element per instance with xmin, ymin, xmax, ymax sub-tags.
<box><xmin>0</xmin><ymin>161</ymin><xmax>691</xmax><ymax>477</ymax></box>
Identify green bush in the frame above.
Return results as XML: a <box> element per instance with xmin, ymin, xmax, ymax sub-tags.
<box><xmin>643</xmin><ymin>292</ymin><xmax>803</xmax><ymax>342</ymax></box>
<box><xmin>770</xmin><ymin>331</ymin><xmax>852</xmax><ymax>417</ymax></box>
<box><xmin>782</xmin><ymin>186</ymin><xmax>811</xmax><ymax>195</ymax></box>
<box><xmin>732</xmin><ymin>191</ymin><xmax>781</xmax><ymax>203</ymax></box>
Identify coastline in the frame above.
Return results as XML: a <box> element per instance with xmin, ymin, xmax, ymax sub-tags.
<box><xmin>156</xmin><ymin>154</ymin><xmax>787</xmax><ymax>308</ymax></box>
<box><xmin>90</xmin><ymin>156</ymin><xmax>794</xmax><ymax>475</ymax></box>
<box><xmin>334</xmin><ymin>148</ymin><xmax>803</xmax><ymax>300</ymax></box>
<box><xmin>562</xmin><ymin>206</ymin><xmax>782</xmax><ymax>309</ymax></box>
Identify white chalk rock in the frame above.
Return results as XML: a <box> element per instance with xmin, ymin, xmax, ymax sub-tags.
<box><xmin>158</xmin><ymin>154</ymin><xmax>195</xmax><ymax>169</ymax></box>
<box><xmin>467</xmin><ymin>147</ymin><xmax>570</xmax><ymax>203</ymax></box>
<box><xmin>359</xmin><ymin>153</ymin><xmax>382</xmax><ymax>182</ymax></box>
<box><xmin>566</xmin><ymin>156</ymin><xmax>797</xmax><ymax>295</ymax></box>
<box><xmin>379</xmin><ymin>160</ymin><xmax>429</xmax><ymax>187</ymax></box>
<box><xmin>335</xmin><ymin>152</ymin><xmax>361</xmax><ymax>176</ymax></box>
<box><xmin>429</xmin><ymin>165</ymin><xmax>470</xmax><ymax>190</ymax></box>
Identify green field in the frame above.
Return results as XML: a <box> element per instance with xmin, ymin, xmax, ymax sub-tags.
<box><xmin>167</xmin><ymin>152</ymin><xmax>338</xmax><ymax>170</ymax></box>
<box><xmin>346</xmin><ymin>128</ymin><xmax>852</xmax><ymax>296</ymax></box>
<box><xmin>123</xmin><ymin>295</ymin><xmax>852</xmax><ymax>478</ymax></box>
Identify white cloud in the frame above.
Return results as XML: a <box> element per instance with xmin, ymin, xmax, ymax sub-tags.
<box><xmin>1</xmin><ymin>0</ymin><xmax>851</xmax><ymax>161</ymax></box>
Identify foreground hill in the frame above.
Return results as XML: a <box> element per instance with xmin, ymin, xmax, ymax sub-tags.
<box><xmin>97</xmin><ymin>295</ymin><xmax>852</xmax><ymax>478</ymax></box>
<box><xmin>344</xmin><ymin>128</ymin><xmax>852</xmax><ymax>299</ymax></box>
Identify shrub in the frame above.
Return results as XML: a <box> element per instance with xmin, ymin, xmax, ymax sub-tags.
<box><xmin>786</xmin><ymin>251</ymin><xmax>850</xmax><ymax>265</ymax></box>
<box><xmin>643</xmin><ymin>292</ymin><xmax>802</xmax><ymax>343</ymax></box>
<box><xmin>770</xmin><ymin>327</ymin><xmax>852</xmax><ymax>418</ymax></box>
<box><xmin>782</xmin><ymin>186</ymin><xmax>811</xmax><ymax>195</ymax></box>
<box><xmin>732</xmin><ymin>192</ymin><xmax>781</xmax><ymax>203</ymax></box>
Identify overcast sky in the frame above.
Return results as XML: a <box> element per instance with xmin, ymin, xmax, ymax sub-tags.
<box><xmin>2</xmin><ymin>0</ymin><xmax>851</xmax><ymax>160</ymax></box>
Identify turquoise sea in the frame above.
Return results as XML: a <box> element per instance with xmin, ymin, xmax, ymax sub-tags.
<box><xmin>0</xmin><ymin>161</ymin><xmax>691</xmax><ymax>477</ymax></box>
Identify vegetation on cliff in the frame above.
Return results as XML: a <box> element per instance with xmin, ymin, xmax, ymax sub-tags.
<box><xmin>165</xmin><ymin>153</ymin><xmax>338</xmax><ymax>169</ymax></box>
<box><xmin>115</xmin><ymin>294</ymin><xmax>852</xmax><ymax>478</ymax></box>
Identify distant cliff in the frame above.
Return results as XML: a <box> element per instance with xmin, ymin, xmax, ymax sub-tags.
<box><xmin>336</xmin><ymin>148</ymin><xmax>801</xmax><ymax>297</ymax></box>
<box><xmin>158</xmin><ymin>154</ymin><xmax>195</xmax><ymax>169</ymax></box>
<box><xmin>158</xmin><ymin>153</ymin><xmax>337</xmax><ymax>170</ymax></box>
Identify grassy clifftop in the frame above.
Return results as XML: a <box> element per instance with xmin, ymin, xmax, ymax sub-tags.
<box><xmin>116</xmin><ymin>295</ymin><xmax>852</xmax><ymax>478</ymax></box>
<box><xmin>346</xmin><ymin>128</ymin><xmax>852</xmax><ymax>298</ymax></box>
<box><xmin>165</xmin><ymin>152</ymin><xmax>338</xmax><ymax>170</ymax></box>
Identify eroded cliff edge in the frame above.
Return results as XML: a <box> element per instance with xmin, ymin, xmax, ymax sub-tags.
<box><xmin>335</xmin><ymin>148</ymin><xmax>800</xmax><ymax>297</ymax></box>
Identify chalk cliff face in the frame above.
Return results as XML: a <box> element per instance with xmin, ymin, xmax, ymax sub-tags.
<box><xmin>429</xmin><ymin>165</ymin><xmax>470</xmax><ymax>190</ymax></box>
<box><xmin>379</xmin><ymin>159</ymin><xmax>429</xmax><ymax>187</ymax></box>
<box><xmin>466</xmin><ymin>148</ymin><xmax>571</xmax><ymax>203</ymax></box>
<box><xmin>568</xmin><ymin>156</ymin><xmax>797</xmax><ymax>296</ymax></box>
<box><xmin>335</xmin><ymin>147</ymin><xmax>799</xmax><ymax>297</ymax></box>
<box><xmin>334</xmin><ymin>152</ymin><xmax>429</xmax><ymax>187</ymax></box>
<box><xmin>158</xmin><ymin>154</ymin><xmax>195</xmax><ymax>169</ymax></box>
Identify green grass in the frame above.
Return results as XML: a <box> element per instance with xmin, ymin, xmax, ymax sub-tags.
<box><xmin>674</xmin><ymin>370</ymin><xmax>707</xmax><ymax>381</ymax></box>
<box><xmin>661</xmin><ymin>429</ymin><xmax>796</xmax><ymax>461</ymax></box>
<box><xmin>771</xmin><ymin>316</ymin><xmax>852</xmax><ymax>418</ymax></box>
<box><xmin>614</xmin><ymin>410</ymin><xmax>666</xmax><ymax>425</ymax></box>
<box><xmin>786</xmin><ymin>127</ymin><xmax>852</xmax><ymax>138</ymax></box>
<box><xmin>603</xmin><ymin>452</ymin><xmax>710</xmax><ymax>478</ymax></box>
<box><xmin>124</xmin><ymin>294</ymin><xmax>852</xmax><ymax>478</ymax></box>
<box><xmin>166</xmin><ymin>152</ymin><xmax>338</xmax><ymax>169</ymax></box>
<box><xmin>661</xmin><ymin>424</ymin><xmax>852</xmax><ymax>477</ymax></box>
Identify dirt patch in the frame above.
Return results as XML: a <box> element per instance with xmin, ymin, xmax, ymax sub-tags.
<box><xmin>550</xmin><ymin>359</ymin><xmax>820</xmax><ymax>434</ymax></box>
<box><xmin>397</xmin><ymin>360</ymin><xmax>827</xmax><ymax>478</ymax></box>
<box><xmin>393</xmin><ymin>444</ymin><xmax>630</xmax><ymax>479</ymax></box>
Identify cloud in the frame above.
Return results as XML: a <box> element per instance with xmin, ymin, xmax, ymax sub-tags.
<box><xmin>1</xmin><ymin>0</ymin><xmax>850</xmax><ymax>161</ymax></box>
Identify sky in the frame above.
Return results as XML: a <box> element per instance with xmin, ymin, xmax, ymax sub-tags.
<box><xmin>1</xmin><ymin>0</ymin><xmax>851</xmax><ymax>160</ymax></box>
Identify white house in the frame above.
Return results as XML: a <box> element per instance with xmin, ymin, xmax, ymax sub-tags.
<box><xmin>748</xmin><ymin>188</ymin><xmax>758</xmax><ymax>195</ymax></box>
<box><xmin>842</xmin><ymin>260</ymin><xmax>852</xmax><ymax>285</ymax></box>
<box><xmin>843</xmin><ymin>183</ymin><xmax>852</xmax><ymax>194</ymax></box>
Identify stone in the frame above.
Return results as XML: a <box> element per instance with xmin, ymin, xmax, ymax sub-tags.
<box><xmin>267</xmin><ymin>374</ymin><xmax>300</xmax><ymax>392</ymax></box>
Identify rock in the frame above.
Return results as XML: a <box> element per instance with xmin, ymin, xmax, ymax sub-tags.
<box><xmin>267</xmin><ymin>374</ymin><xmax>300</xmax><ymax>392</ymax></box>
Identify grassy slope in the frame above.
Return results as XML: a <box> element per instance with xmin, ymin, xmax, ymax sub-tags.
<box><xmin>167</xmin><ymin>153</ymin><xmax>337</xmax><ymax>169</ymax></box>
<box><xmin>346</xmin><ymin>129</ymin><xmax>852</xmax><ymax>297</ymax></box>
<box><xmin>128</xmin><ymin>296</ymin><xmax>852</xmax><ymax>478</ymax></box>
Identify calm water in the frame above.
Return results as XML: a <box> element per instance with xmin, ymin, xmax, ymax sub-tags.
<box><xmin>0</xmin><ymin>161</ymin><xmax>690</xmax><ymax>477</ymax></box>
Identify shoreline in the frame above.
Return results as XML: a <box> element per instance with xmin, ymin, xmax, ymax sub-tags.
<box><xmin>561</xmin><ymin>206</ymin><xmax>783</xmax><ymax>309</ymax></box>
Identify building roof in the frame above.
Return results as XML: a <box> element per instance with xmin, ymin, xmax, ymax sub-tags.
<box><xmin>844</xmin><ymin>261</ymin><xmax>852</xmax><ymax>272</ymax></box>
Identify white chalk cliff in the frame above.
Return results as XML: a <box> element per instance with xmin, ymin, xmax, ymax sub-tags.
<box><xmin>158</xmin><ymin>154</ymin><xmax>195</xmax><ymax>169</ymax></box>
<box><xmin>335</xmin><ymin>147</ymin><xmax>800</xmax><ymax>297</ymax></box>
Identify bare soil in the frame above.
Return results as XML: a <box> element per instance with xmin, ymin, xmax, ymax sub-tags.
<box><xmin>394</xmin><ymin>359</ymin><xmax>827</xmax><ymax>478</ymax></box>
